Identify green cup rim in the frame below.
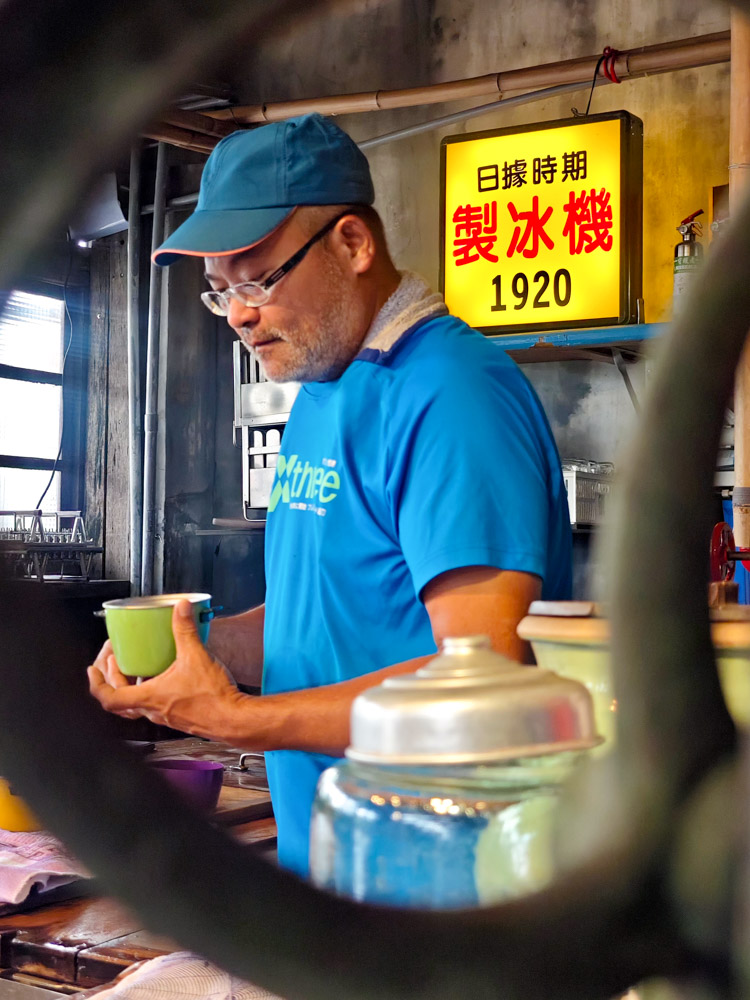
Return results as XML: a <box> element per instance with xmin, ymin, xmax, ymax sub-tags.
<box><xmin>102</xmin><ymin>592</ymin><xmax>211</xmax><ymax>611</ymax></box>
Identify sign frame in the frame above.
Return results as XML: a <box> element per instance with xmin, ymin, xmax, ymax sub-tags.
<box><xmin>439</xmin><ymin>110</ymin><xmax>643</xmax><ymax>335</ymax></box>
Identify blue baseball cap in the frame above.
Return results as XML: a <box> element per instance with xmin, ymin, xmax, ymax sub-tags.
<box><xmin>153</xmin><ymin>113</ymin><xmax>374</xmax><ymax>266</ymax></box>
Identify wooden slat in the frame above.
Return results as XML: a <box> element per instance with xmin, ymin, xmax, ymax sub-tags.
<box><xmin>160</xmin><ymin>108</ymin><xmax>235</xmax><ymax>140</ymax></box>
<box><xmin>83</xmin><ymin>232</ymin><xmax>133</xmax><ymax>581</ymax></box>
<box><xmin>0</xmin><ymin>899</ymin><xmax>140</xmax><ymax>985</ymax></box>
<box><xmin>77</xmin><ymin>928</ymin><xmax>174</xmax><ymax>988</ymax></box>
<box><xmin>228</xmin><ymin>816</ymin><xmax>277</xmax><ymax>850</ymax></box>
<box><xmin>141</xmin><ymin>124</ymin><xmax>216</xmax><ymax>154</ymax></box>
<box><xmin>103</xmin><ymin>235</ymin><xmax>130</xmax><ymax>582</ymax></box>
<box><xmin>159</xmin><ymin>253</ymin><xmax>220</xmax><ymax>593</ymax></box>
<box><xmin>84</xmin><ymin>242</ymin><xmax>110</xmax><ymax>579</ymax></box>
<box><xmin>0</xmin><ymin>970</ymin><xmax>82</xmax><ymax>993</ymax></box>
<box><xmin>213</xmin><ymin>784</ymin><xmax>273</xmax><ymax>826</ymax></box>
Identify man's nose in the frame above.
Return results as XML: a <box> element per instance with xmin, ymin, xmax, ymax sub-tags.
<box><xmin>226</xmin><ymin>294</ymin><xmax>261</xmax><ymax>332</ymax></box>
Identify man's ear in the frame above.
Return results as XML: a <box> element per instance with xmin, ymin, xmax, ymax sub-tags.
<box><xmin>333</xmin><ymin>214</ymin><xmax>376</xmax><ymax>275</ymax></box>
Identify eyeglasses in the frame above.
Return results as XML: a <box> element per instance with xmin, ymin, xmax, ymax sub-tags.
<box><xmin>200</xmin><ymin>211</ymin><xmax>348</xmax><ymax>316</ymax></box>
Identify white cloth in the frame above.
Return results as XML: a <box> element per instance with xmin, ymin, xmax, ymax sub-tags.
<box><xmin>362</xmin><ymin>271</ymin><xmax>448</xmax><ymax>354</ymax></box>
<box><xmin>85</xmin><ymin>952</ymin><xmax>285</xmax><ymax>1000</ymax></box>
<box><xmin>0</xmin><ymin>829</ymin><xmax>89</xmax><ymax>908</ymax></box>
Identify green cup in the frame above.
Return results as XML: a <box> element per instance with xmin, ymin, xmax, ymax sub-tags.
<box><xmin>100</xmin><ymin>593</ymin><xmax>218</xmax><ymax>678</ymax></box>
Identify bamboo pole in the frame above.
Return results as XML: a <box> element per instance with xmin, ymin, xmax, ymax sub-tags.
<box><xmin>204</xmin><ymin>30</ymin><xmax>729</xmax><ymax>125</ymax></box>
<box><xmin>731</xmin><ymin>11</ymin><xmax>750</xmax><ymax>548</ymax></box>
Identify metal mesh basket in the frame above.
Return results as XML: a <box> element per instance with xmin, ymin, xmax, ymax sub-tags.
<box><xmin>562</xmin><ymin>468</ymin><xmax>612</xmax><ymax>526</ymax></box>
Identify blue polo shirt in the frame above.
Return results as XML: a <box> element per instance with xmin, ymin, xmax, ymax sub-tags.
<box><xmin>262</xmin><ymin>314</ymin><xmax>572</xmax><ymax>876</ymax></box>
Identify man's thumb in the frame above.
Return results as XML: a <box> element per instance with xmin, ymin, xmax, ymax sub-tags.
<box><xmin>172</xmin><ymin>600</ymin><xmax>198</xmax><ymax>646</ymax></box>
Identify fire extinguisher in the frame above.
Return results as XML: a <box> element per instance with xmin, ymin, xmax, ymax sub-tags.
<box><xmin>673</xmin><ymin>208</ymin><xmax>704</xmax><ymax>303</ymax></box>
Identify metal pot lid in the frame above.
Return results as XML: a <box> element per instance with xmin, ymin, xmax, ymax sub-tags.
<box><xmin>102</xmin><ymin>593</ymin><xmax>211</xmax><ymax>610</ymax></box>
<box><xmin>346</xmin><ymin>635</ymin><xmax>602</xmax><ymax>766</ymax></box>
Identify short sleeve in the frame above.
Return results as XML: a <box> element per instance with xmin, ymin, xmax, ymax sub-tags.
<box><xmin>386</xmin><ymin>352</ymin><xmax>557</xmax><ymax>599</ymax></box>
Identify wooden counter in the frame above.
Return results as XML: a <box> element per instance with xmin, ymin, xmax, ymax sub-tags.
<box><xmin>0</xmin><ymin>740</ymin><xmax>275</xmax><ymax>994</ymax></box>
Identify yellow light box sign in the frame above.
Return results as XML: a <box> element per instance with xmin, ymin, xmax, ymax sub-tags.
<box><xmin>440</xmin><ymin>112</ymin><xmax>643</xmax><ymax>333</ymax></box>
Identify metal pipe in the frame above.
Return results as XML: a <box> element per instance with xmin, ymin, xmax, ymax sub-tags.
<box><xmin>127</xmin><ymin>144</ymin><xmax>144</xmax><ymax>596</ymax></box>
<box><xmin>205</xmin><ymin>30</ymin><xmax>729</xmax><ymax>125</ymax></box>
<box><xmin>140</xmin><ymin>141</ymin><xmax>168</xmax><ymax>596</ymax></box>
<box><xmin>143</xmin><ymin>191</ymin><xmax>199</xmax><ymax>215</ymax></box>
<box><xmin>731</xmin><ymin>11</ymin><xmax>750</xmax><ymax>548</ymax></box>
<box><xmin>358</xmin><ymin>80</ymin><xmax>603</xmax><ymax>150</ymax></box>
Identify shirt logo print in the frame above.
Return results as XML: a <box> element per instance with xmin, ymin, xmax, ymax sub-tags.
<box><xmin>268</xmin><ymin>454</ymin><xmax>341</xmax><ymax>515</ymax></box>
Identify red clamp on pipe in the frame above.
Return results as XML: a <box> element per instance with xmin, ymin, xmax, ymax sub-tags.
<box><xmin>601</xmin><ymin>46</ymin><xmax>621</xmax><ymax>84</ymax></box>
<box><xmin>737</xmin><ymin>548</ymin><xmax>750</xmax><ymax>573</ymax></box>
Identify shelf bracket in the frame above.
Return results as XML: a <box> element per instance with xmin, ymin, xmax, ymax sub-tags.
<box><xmin>612</xmin><ymin>347</ymin><xmax>640</xmax><ymax>413</ymax></box>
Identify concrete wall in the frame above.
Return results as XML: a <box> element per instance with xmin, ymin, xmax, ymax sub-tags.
<box><xmin>229</xmin><ymin>0</ymin><xmax>730</xmax><ymax>323</ymax></box>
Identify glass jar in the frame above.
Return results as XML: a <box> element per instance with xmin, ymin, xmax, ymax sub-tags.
<box><xmin>310</xmin><ymin>635</ymin><xmax>599</xmax><ymax>909</ymax></box>
<box><xmin>310</xmin><ymin>751</ymin><xmax>581</xmax><ymax>908</ymax></box>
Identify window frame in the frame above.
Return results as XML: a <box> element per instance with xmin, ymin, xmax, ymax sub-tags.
<box><xmin>0</xmin><ymin>281</ymin><xmax>87</xmax><ymax>512</ymax></box>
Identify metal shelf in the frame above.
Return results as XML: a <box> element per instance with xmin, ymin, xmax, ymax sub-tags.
<box><xmin>488</xmin><ymin>323</ymin><xmax>662</xmax><ymax>364</ymax></box>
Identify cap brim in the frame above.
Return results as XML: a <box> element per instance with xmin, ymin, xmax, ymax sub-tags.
<box><xmin>152</xmin><ymin>206</ymin><xmax>294</xmax><ymax>266</ymax></box>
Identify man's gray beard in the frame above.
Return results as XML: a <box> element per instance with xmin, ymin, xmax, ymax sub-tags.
<box><xmin>251</xmin><ymin>326</ymin><xmax>340</xmax><ymax>384</ymax></box>
<box><xmin>255</xmin><ymin>277</ymin><xmax>362</xmax><ymax>384</ymax></box>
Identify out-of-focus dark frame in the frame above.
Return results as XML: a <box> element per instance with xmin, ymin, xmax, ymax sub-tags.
<box><xmin>0</xmin><ymin>2</ymin><xmax>748</xmax><ymax>999</ymax></box>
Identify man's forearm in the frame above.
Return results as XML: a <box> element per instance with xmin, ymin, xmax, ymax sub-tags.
<box><xmin>205</xmin><ymin>605</ymin><xmax>265</xmax><ymax>687</ymax></box>
<box><xmin>203</xmin><ymin>567</ymin><xmax>539</xmax><ymax>754</ymax></box>
<box><xmin>211</xmin><ymin>655</ymin><xmax>432</xmax><ymax>757</ymax></box>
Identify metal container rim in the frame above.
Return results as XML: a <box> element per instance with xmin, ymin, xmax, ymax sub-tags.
<box><xmin>345</xmin><ymin>735</ymin><xmax>603</xmax><ymax>767</ymax></box>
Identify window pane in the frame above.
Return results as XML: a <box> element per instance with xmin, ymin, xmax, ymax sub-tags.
<box><xmin>0</xmin><ymin>290</ymin><xmax>64</xmax><ymax>373</ymax></box>
<box><xmin>0</xmin><ymin>378</ymin><xmax>61</xmax><ymax>459</ymax></box>
<box><xmin>0</xmin><ymin>469</ymin><xmax>59</xmax><ymax>513</ymax></box>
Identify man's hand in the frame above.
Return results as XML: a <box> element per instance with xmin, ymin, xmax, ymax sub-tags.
<box><xmin>89</xmin><ymin>637</ymin><xmax>141</xmax><ymax>719</ymax></box>
<box><xmin>88</xmin><ymin>600</ymin><xmax>245</xmax><ymax>738</ymax></box>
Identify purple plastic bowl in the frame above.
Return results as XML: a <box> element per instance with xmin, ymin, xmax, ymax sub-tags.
<box><xmin>150</xmin><ymin>759</ymin><xmax>224</xmax><ymax>811</ymax></box>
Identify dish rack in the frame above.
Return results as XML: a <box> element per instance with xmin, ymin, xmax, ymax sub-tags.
<box><xmin>561</xmin><ymin>461</ymin><xmax>614</xmax><ymax>526</ymax></box>
<box><xmin>0</xmin><ymin>510</ymin><xmax>102</xmax><ymax>580</ymax></box>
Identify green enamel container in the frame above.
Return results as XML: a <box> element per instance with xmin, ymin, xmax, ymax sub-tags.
<box><xmin>517</xmin><ymin>604</ymin><xmax>750</xmax><ymax>750</ymax></box>
<box><xmin>100</xmin><ymin>593</ymin><xmax>217</xmax><ymax>677</ymax></box>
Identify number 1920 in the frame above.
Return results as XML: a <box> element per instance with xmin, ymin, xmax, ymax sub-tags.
<box><xmin>491</xmin><ymin>268</ymin><xmax>571</xmax><ymax>312</ymax></box>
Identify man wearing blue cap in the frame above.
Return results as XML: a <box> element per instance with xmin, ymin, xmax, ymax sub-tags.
<box><xmin>89</xmin><ymin>113</ymin><xmax>572</xmax><ymax>877</ymax></box>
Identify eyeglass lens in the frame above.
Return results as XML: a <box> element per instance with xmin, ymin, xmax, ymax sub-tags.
<box><xmin>201</xmin><ymin>210</ymin><xmax>350</xmax><ymax>316</ymax></box>
<box><xmin>205</xmin><ymin>285</ymin><xmax>266</xmax><ymax>315</ymax></box>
